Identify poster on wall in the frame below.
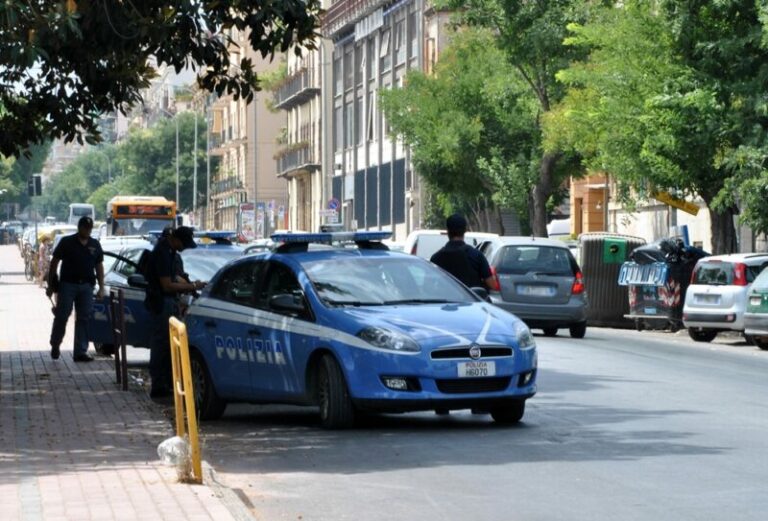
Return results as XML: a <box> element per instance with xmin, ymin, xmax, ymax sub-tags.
<box><xmin>240</xmin><ymin>202</ymin><xmax>256</xmax><ymax>241</ymax></box>
<box><xmin>256</xmin><ymin>202</ymin><xmax>266</xmax><ymax>240</ymax></box>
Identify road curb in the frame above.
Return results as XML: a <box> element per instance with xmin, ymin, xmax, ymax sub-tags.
<box><xmin>202</xmin><ymin>460</ymin><xmax>258</xmax><ymax>521</ymax></box>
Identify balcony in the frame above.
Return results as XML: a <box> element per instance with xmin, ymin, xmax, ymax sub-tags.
<box><xmin>275</xmin><ymin>142</ymin><xmax>320</xmax><ymax>178</ymax></box>
<box><xmin>323</xmin><ymin>0</ymin><xmax>388</xmax><ymax>38</ymax></box>
<box><xmin>210</xmin><ymin>176</ymin><xmax>245</xmax><ymax>198</ymax></box>
<box><xmin>273</xmin><ymin>68</ymin><xmax>320</xmax><ymax>110</ymax></box>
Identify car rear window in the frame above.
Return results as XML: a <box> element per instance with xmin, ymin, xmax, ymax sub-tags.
<box><xmin>691</xmin><ymin>262</ymin><xmax>766</xmax><ymax>285</ymax></box>
<box><xmin>495</xmin><ymin>245</ymin><xmax>577</xmax><ymax>275</ymax></box>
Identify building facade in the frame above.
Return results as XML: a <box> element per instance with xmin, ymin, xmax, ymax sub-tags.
<box><xmin>207</xmin><ymin>28</ymin><xmax>288</xmax><ymax>234</ymax></box>
<box><xmin>273</xmin><ymin>48</ymin><xmax>324</xmax><ymax>232</ymax></box>
<box><xmin>324</xmin><ymin>0</ymin><xmax>426</xmax><ymax>241</ymax></box>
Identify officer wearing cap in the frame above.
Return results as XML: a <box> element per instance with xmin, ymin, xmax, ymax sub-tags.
<box><xmin>430</xmin><ymin>214</ymin><xmax>494</xmax><ymax>290</ymax></box>
<box><xmin>48</xmin><ymin>216</ymin><xmax>105</xmax><ymax>362</ymax></box>
<box><xmin>145</xmin><ymin>226</ymin><xmax>206</xmax><ymax>398</ymax></box>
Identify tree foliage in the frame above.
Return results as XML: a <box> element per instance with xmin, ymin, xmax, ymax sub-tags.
<box><xmin>0</xmin><ymin>0</ymin><xmax>321</xmax><ymax>156</ymax></box>
<box><xmin>38</xmin><ymin>113</ymin><xmax>209</xmax><ymax>220</ymax></box>
<box><xmin>547</xmin><ymin>0</ymin><xmax>768</xmax><ymax>253</ymax></box>
<box><xmin>380</xmin><ymin>28</ymin><xmax>543</xmax><ymax>232</ymax></box>
<box><xmin>0</xmin><ymin>142</ymin><xmax>51</xmax><ymax>211</ymax></box>
<box><xmin>438</xmin><ymin>0</ymin><xmax>599</xmax><ymax>236</ymax></box>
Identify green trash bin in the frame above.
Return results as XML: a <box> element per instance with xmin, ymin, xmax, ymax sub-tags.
<box><xmin>580</xmin><ymin>232</ymin><xmax>647</xmax><ymax>328</ymax></box>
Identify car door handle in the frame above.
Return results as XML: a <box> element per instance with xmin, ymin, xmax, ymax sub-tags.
<box><xmin>248</xmin><ymin>328</ymin><xmax>261</xmax><ymax>336</ymax></box>
<box><xmin>204</xmin><ymin>320</ymin><xmax>217</xmax><ymax>328</ymax></box>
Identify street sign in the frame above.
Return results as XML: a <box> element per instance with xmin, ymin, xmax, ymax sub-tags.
<box><xmin>654</xmin><ymin>192</ymin><xmax>699</xmax><ymax>216</ymax></box>
<box><xmin>328</xmin><ymin>198</ymin><xmax>340</xmax><ymax>211</ymax></box>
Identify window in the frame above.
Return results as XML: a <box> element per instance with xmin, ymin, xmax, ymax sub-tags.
<box><xmin>367</xmin><ymin>36</ymin><xmax>377</xmax><ymax>79</ymax></box>
<box><xmin>355</xmin><ymin>95</ymin><xmax>363</xmax><ymax>145</ymax></box>
<box><xmin>334</xmin><ymin>105</ymin><xmax>343</xmax><ymax>152</ymax></box>
<box><xmin>367</xmin><ymin>91</ymin><xmax>377</xmax><ymax>142</ymax></box>
<box><xmin>380</xmin><ymin>29</ymin><xmax>391</xmax><ymax>72</ymax></box>
<box><xmin>408</xmin><ymin>11</ymin><xmax>418</xmax><ymax>60</ymax></box>
<box><xmin>344</xmin><ymin>101</ymin><xmax>354</xmax><ymax>148</ymax></box>
<box><xmin>334</xmin><ymin>56</ymin><xmax>342</xmax><ymax>96</ymax></box>
<box><xmin>395</xmin><ymin>20</ymin><xmax>406</xmax><ymax>65</ymax></box>
<box><xmin>344</xmin><ymin>48</ymin><xmax>354</xmax><ymax>91</ymax></box>
<box><xmin>257</xmin><ymin>262</ymin><xmax>311</xmax><ymax>319</ymax></box>
<box><xmin>210</xmin><ymin>261</ymin><xmax>267</xmax><ymax>307</ymax></box>
<box><xmin>355</xmin><ymin>44</ymin><xmax>364</xmax><ymax>86</ymax></box>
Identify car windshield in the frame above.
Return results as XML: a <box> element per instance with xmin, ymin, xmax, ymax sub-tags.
<box><xmin>111</xmin><ymin>218</ymin><xmax>169</xmax><ymax>236</ymax></box>
<box><xmin>302</xmin><ymin>256</ymin><xmax>477</xmax><ymax>307</ymax></box>
<box><xmin>181</xmin><ymin>249</ymin><xmax>242</xmax><ymax>281</ymax></box>
<box><xmin>496</xmin><ymin>245</ymin><xmax>575</xmax><ymax>275</ymax></box>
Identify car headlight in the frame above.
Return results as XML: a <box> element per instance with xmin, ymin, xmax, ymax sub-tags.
<box><xmin>514</xmin><ymin>321</ymin><xmax>536</xmax><ymax>350</ymax></box>
<box><xmin>357</xmin><ymin>327</ymin><xmax>420</xmax><ymax>352</ymax></box>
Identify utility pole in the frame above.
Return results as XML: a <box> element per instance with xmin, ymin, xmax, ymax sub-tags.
<box><xmin>206</xmin><ymin>104</ymin><xmax>211</xmax><ymax>230</ymax></box>
<box><xmin>193</xmin><ymin>111</ymin><xmax>198</xmax><ymax>217</ymax></box>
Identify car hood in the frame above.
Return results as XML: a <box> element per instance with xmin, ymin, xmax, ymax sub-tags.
<box><xmin>331</xmin><ymin>302</ymin><xmax>524</xmax><ymax>346</ymax></box>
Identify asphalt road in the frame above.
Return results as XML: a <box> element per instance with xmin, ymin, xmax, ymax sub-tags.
<box><xmin>197</xmin><ymin>327</ymin><xmax>768</xmax><ymax>521</ymax></box>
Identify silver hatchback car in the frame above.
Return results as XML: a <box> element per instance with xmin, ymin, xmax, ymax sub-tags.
<box><xmin>485</xmin><ymin>237</ymin><xmax>588</xmax><ymax>338</ymax></box>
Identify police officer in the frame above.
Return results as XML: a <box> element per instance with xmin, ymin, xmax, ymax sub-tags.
<box><xmin>145</xmin><ymin>226</ymin><xmax>205</xmax><ymax>398</ymax></box>
<box><xmin>48</xmin><ymin>216</ymin><xmax>105</xmax><ymax>361</ymax></box>
<box><xmin>430</xmin><ymin>214</ymin><xmax>494</xmax><ymax>290</ymax></box>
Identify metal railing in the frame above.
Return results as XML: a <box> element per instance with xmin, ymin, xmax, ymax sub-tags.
<box><xmin>276</xmin><ymin>143</ymin><xmax>320</xmax><ymax>176</ymax></box>
<box><xmin>274</xmin><ymin>67</ymin><xmax>321</xmax><ymax>110</ymax></box>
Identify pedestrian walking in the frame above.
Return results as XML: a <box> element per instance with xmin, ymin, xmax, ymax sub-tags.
<box><xmin>144</xmin><ymin>226</ymin><xmax>205</xmax><ymax>398</ymax></box>
<box><xmin>48</xmin><ymin>216</ymin><xmax>104</xmax><ymax>362</ymax></box>
<box><xmin>430</xmin><ymin>213</ymin><xmax>494</xmax><ymax>290</ymax></box>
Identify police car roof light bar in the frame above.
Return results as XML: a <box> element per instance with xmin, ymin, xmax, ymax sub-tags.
<box><xmin>270</xmin><ymin>231</ymin><xmax>392</xmax><ymax>244</ymax></box>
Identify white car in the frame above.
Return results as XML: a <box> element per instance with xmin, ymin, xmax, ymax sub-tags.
<box><xmin>403</xmin><ymin>229</ymin><xmax>499</xmax><ymax>259</ymax></box>
<box><xmin>682</xmin><ymin>253</ymin><xmax>768</xmax><ymax>342</ymax></box>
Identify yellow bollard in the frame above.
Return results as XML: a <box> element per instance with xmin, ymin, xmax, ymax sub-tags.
<box><xmin>168</xmin><ymin>317</ymin><xmax>203</xmax><ymax>484</ymax></box>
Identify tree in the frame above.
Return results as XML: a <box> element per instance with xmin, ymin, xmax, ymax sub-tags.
<box><xmin>0</xmin><ymin>0</ymin><xmax>321</xmax><ymax>157</ymax></box>
<box><xmin>0</xmin><ymin>142</ymin><xmax>51</xmax><ymax>215</ymax></box>
<box><xmin>440</xmin><ymin>0</ymin><xmax>599</xmax><ymax>236</ymax></box>
<box><xmin>380</xmin><ymin>28</ymin><xmax>541</xmax><ymax>232</ymax></box>
<box><xmin>39</xmin><ymin>112</ymin><xmax>208</xmax><ymax>220</ymax></box>
<box><xmin>547</xmin><ymin>1</ymin><xmax>768</xmax><ymax>253</ymax></box>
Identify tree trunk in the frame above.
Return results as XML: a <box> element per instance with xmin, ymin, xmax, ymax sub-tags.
<box><xmin>708</xmin><ymin>205</ymin><xmax>738</xmax><ymax>254</ymax></box>
<box><xmin>531</xmin><ymin>152</ymin><xmax>559</xmax><ymax>237</ymax></box>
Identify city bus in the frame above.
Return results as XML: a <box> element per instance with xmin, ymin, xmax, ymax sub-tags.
<box><xmin>105</xmin><ymin>196</ymin><xmax>178</xmax><ymax>237</ymax></box>
<box><xmin>68</xmin><ymin>203</ymin><xmax>95</xmax><ymax>225</ymax></box>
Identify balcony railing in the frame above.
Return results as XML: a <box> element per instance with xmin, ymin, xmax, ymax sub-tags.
<box><xmin>276</xmin><ymin>142</ymin><xmax>320</xmax><ymax>177</ymax></box>
<box><xmin>211</xmin><ymin>176</ymin><xmax>244</xmax><ymax>196</ymax></box>
<box><xmin>323</xmin><ymin>0</ymin><xmax>388</xmax><ymax>38</ymax></box>
<box><xmin>274</xmin><ymin>68</ymin><xmax>320</xmax><ymax>110</ymax></box>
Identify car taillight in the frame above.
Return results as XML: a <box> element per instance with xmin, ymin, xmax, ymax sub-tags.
<box><xmin>572</xmin><ymin>271</ymin><xmax>585</xmax><ymax>295</ymax></box>
<box><xmin>489</xmin><ymin>266</ymin><xmax>501</xmax><ymax>291</ymax></box>
<box><xmin>733</xmin><ymin>262</ymin><xmax>748</xmax><ymax>286</ymax></box>
<box><xmin>411</xmin><ymin>241</ymin><xmax>418</xmax><ymax>255</ymax></box>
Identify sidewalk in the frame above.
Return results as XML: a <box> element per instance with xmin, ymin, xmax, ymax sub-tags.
<box><xmin>0</xmin><ymin>244</ymin><xmax>249</xmax><ymax>521</ymax></box>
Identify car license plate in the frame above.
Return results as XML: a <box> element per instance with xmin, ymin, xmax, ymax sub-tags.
<box><xmin>644</xmin><ymin>307</ymin><xmax>657</xmax><ymax>315</ymax></box>
<box><xmin>751</xmin><ymin>297</ymin><xmax>762</xmax><ymax>306</ymax></box>
<box><xmin>457</xmin><ymin>361</ymin><xmax>496</xmax><ymax>378</ymax></box>
<box><xmin>696</xmin><ymin>294</ymin><xmax>720</xmax><ymax>304</ymax></box>
<box><xmin>517</xmin><ymin>285</ymin><xmax>555</xmax><ymax>297</ymax></box>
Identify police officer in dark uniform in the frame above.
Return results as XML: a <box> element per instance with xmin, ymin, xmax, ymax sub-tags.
<box><xmin>430</xmin><ymin>214</ymin><xmax>494</xmax><ymax>290</ymax></box>
<box><xmin>48</xmin><ymin>216</ymin><xmax>105</xmax><ymax>361</ymax></box>
<box><xmin>145</xmin><ymin>226</ymin><xmax>205</xmax><ymax>398</ymax></box>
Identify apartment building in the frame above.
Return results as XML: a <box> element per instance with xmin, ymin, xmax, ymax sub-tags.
<box><xmin>324</xmin><ymin>0</ymin><xmax>426</xmax><ymax>240</ymax></box>
<box><xmin>207</xmin><ymin>28</ymin><xmax>288</xmax><ymax>234</ymax></box>
<box><xmin>273</xmin><ymin>48</ymin><xmax>324</xmax><ymax>232</ymax></box>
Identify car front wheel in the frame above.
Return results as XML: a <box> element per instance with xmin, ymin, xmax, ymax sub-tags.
<box><xmin>752</xmin><ymin>337</ymin><xmax>768</xmax><ymax>350</ymax></box>
<box><xmin>688</xmin><ymin>329</ymin><xmax>717</xmax><ymax>343</ymax></box>
<box><xmin>317</xmin><ymin>354</ymin><xmax>355</xmax><ymax>429</ymax></box>
<box><xmin>491</xmin><ymin>400</ymin><xmax>525</xmax><ymax>425</ymax></box>
<box><xmin>94</xmin><ymin>343</ymin><xmax>115</xmax><ymax>356</ymax></box>
<box><xmin>190</xmin><ymin>350</ymin><xmax>227</xmax><ymax>420</ymax></box>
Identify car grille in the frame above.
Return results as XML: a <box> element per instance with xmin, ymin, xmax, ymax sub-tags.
<box><xmin>435</xmin><ymin>376</ymin><xmax>512</xmax><ymax>394</ymax></box>
<box><xmin>430</xmin><ymin>347</ymin><xmax>512</xmax><ymax>359</ymax></box>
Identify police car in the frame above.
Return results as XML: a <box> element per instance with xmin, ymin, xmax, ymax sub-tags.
<box><xmin>89</xmin><ymin>231</ymin><xmax>244</xmax><ymax>352</ymax></box>
<box><xmin>184</xmin><ymin>232</ymin><xmax>538</xmax><ymax>428</ymax></box>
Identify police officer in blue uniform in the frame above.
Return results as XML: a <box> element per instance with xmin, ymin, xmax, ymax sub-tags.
<box><xmin>48</xmin><ymin>216</ymin><xmax>105</xmax><ymax>361</ymax></box>
<box><xmin>144</xmin><ymin>226</ymin><xmax>205</xmax><ymax>398</ymax></box>
<box><xmin>430</xmin><ymin>214</ymin><xmax>494</xmax><ymax>290</ymax></box>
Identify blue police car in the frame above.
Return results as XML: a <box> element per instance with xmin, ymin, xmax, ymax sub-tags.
<box><xmin>90</xmin><ymin>231</ymin><xmax>244</xmax><ymax>352</ymax></box>
<box><xmin>185</xmin><ymin>232</ymin><xmax>538</xmax><ymax>428</ymax></box>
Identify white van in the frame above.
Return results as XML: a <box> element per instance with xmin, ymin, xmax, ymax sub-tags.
<box><xmin>403</xmin><ymin>229</ymin><xmax>499</xmax><ymax>260</ymax></box>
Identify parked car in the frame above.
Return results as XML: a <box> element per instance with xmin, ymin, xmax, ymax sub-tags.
<box><xmin>184</xmin><ymin>231</ymin><xmax>537</xmax><ymax>428</ymax></box>
<box><xmin>740</xmin><ymin>265</ymin><xmax>768</xmax><ymax>350</ymax></box>
<box><xmin>403</xmin><ymin>229</ymin><xmax>499</xmax><ymax>260</ymax></box>
<box><xmin>485</xmin><ymin>237</ymin><xmax>588</xmax><ymax>338</ymax></box>
<box><xmin>682</xmin><ymin>253</ymin><xmax>768</xmax><ymax>342</ymax></box>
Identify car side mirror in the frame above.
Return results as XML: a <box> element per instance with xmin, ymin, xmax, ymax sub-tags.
<box><xmin>127</xmin><ymin>274</ymin><xmax>148</xmax><ymax>289</ymax></box>
<box><xmin>471</xmin><ymin>287</ymin><xmax>490</xmax><ymax>302</ymax></box>
<box><xmin>269</xmin><ymin>293</ymin><xmax>305</xmax><ymax>315</ymax></box>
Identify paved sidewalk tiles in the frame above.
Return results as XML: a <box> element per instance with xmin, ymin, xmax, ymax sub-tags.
<box><xmin>1</xmin><ymin>244</ymin><xmax>249</xmax><ymax>520</ymax></box>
